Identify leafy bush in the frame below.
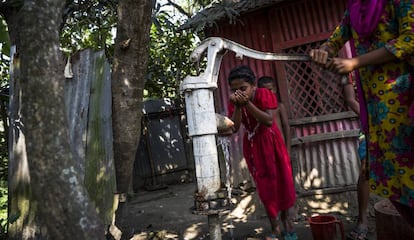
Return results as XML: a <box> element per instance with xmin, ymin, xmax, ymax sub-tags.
<box><xmin>0</xmin><ymin>111</ymin><xmax>7</xmax><ymax>236</ymax></box>
<box><xmin>0</xmin><ymin>179</ymin><xmax>6</xmax><ymax>237</ymax></box>
<box><xmin>146</xmin><ymin>12</ymin><xmax>200</xmax><ymax>99</ymax></box>
<box><xmin>0</xmin><ymin>16</ymin><xmax>8</xmax><ymax>237</ymax></box>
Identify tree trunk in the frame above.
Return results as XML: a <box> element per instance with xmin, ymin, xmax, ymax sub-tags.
<box><xmin>8</xmin><ymin>1</ymin><xmax>103</xmax><ymax>238</ymax></box>
<box><xmin>112</xmin><ymin>0</ymin><xmax>153</xmax><ymax>195</ymax></box>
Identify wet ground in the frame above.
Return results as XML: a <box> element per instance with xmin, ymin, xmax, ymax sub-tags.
<box><xmin>110</xmin><ymin>182</ymin><xmax>384</xmax><ymax>240</ymax></box>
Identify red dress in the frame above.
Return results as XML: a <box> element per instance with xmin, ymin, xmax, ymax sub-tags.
<box><xmin>229</xmin><ymin>88</ymin><xmax>296</xmax><ymax>218</ymax></box>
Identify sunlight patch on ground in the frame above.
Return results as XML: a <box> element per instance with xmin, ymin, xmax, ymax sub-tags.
<box><xmin>224</xmin><ymin>194</ymin><xmax>254</xmax><ymax>222</ymax></box>
<box><xmin>221</xmin><ymin>220</ymin><xmax>235</xmax><ymax>237</ymax></box>
<box><xmin>183</xmin><ymin>222</ymin><xmax>203</xmax><ymax>239</ymax></box>
<box><xmin>132</xmin><ymin>230</ymin><xmax>179</xmax><ymax>240</ymax></box>
<box><xmin>253</xmin><ymin>227</ymin><xmax>264</xmax><ymax>235</ymax></box>
<box><xmin>308</xmin><ymin>197</ymin><xmax>349</xmax><ymax>214</ymax></box>
<box><xmin>131</xmin><ymin>232</ymin><xmax>149</xmax><ymax>239</ymax></box>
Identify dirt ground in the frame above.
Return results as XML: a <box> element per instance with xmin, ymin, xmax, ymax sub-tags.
<box><xmin>108</xmin><ymin>182</ymin><xmax>386</xmax><ymax>240</ymax></box>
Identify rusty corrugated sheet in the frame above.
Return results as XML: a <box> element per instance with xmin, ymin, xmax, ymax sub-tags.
<box><xmin>271</xmin><ymin>0</ymin><xmax>346</xmax><ymax>48</ymax></box>
<box><xmin>68</xmin><ymin>49</ymin><xmax>116</xmax><ymax>223</ymax></box>
<box><xmin>291</xmin><ymin>116</ymin><xmax>361</xmax><ymax>192</ymax></box>
<box><xmin>180</xmin><ymin>0</ymin><xmax>286</xmax><ymax>31</ymax></box>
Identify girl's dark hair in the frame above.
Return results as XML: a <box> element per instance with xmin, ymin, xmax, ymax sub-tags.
<box><xmin>228</xmin><ymin>65</ymin><xmax>256</xmax><ymax>85</ymax></box>
<box><xmin>257</xmin><ymin>76</ymin><xmax>274</xmax><ymax>88</ymax></box>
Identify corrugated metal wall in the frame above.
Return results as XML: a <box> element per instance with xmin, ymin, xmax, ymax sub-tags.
<box><xmin>270</xmin><ymin>0</ymin><xmax>346</xmax><ymax>49</ymax></box>
<box><xmin>8</xmin><ymin>48</ymin><xmax>117</xmax><ymax>232</ymax></box>
<box><xmin>290</xmin><ymin>114</ymin><xmax>360</xmax><ymax>193</ymax></box>
<box><xmin>66</xmin><ymin>49</ymin><xmax>116</xmax><ymax>222</ymax></box>
<box><xmin>207</xmin><ymin>0</ymin><xmax>360</xmax><ymax>194</ymax></box>
<box><xmin>69</xmin><ymin>52</ymin><xmax>195</xmax><ymax>193</ymax></box>
<box><xmin>133</xmin><ymin>99</ymin><xmax>194</xmax><ymax>191</ymax></box>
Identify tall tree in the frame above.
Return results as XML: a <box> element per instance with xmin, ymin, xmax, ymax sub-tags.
<box><xmin>111</xmin><ymin>0</ymin><xmax>153</xmax><ymax>195</ymax></box>
<box><xmin>3</xmin><ymin>0</ymin><xmax>103</xmax><ymax>238</ymax></box>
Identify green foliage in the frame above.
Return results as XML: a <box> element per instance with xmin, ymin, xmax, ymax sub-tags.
<box><xmin>60</xmin><ymin>1</ymin><xmax>117</xmax><ymax>58</ymax></box>
<box><xmin>0</xmin><ymin>119</ymin><xmax>6</xmax><ymax>236</ymax></box>
<box><xmin>0</xmin><ymin>15</ymin><xmax>9</xmax><ymax>238</ymax></box>
<box><xmin>61</xmin><ymin>1</ymin><xmax>202</xmax><ymax>99</ymax></box>
<box><xmin>146</xmin><ymin>11</ymin><xmax>200</xmax><ymax>99</ymax></box>
<box><xmin>0</xmin><ymin>17</ymin><xmax>10</xmax><ymax>88</ymax></box>
<box><xmin>0</xmin><ymin>179</ymin><xmax>6</xmax><ymax>238</ymax></box>
<box><xmin>0</xmin><ymin>103</ymin><xmax>7</xmax><ymax>237</ymax></box>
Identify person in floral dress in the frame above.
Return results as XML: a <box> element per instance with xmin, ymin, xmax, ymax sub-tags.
<box><xmin>309</xmin><ymin>0</ymin><xmax>414</xmax><ymax>233</ymax></box>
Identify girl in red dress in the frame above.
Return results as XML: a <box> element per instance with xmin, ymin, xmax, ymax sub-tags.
<box><xmin>227</xmin><ymin>65</ymin><xmax>297</xmax><ymax>240</ymax></box>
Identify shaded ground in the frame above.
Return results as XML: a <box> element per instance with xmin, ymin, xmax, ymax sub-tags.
<box><xmin>112</xmin><ymin>182</ymin><xmax>381</xmax><ymax>240</ymax></box>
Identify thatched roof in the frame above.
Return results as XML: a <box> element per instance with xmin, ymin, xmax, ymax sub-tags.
<box><xmin>179</xmin><ymin>0</ymin><xmax>285</xmax><ymax>32</ymax></box>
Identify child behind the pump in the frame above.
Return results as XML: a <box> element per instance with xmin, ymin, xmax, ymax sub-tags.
<box><xmin>226</xmin><ymin>65</ymin><xmax>297</xmax><ymax>240</ymax></box>
<box><xmin>257</xmin><ymin>76</ymin><xmax>291</xmax><ymax>155</ymax></box>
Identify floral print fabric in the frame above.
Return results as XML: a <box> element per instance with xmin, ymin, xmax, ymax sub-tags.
<box><xmin>325</xmin><ymin>0</ymin><xmax>414</xmax><ymax>207</ymax></box>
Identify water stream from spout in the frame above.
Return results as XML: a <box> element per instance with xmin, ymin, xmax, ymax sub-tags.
<box><xmin>217</xmin><ymin>136</ymin><xmax>234</xmax><ymax>239</ymax></box>
<box><xmin>218</xmin><ymin>136</ymin><xmax>231</xmax><ymax>200</ymax></box>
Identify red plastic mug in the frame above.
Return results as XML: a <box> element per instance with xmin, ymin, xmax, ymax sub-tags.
<box><xmin>308</xmin><ymin>215</ymin><xmax>345</xmax><ymax>240</ymax></box>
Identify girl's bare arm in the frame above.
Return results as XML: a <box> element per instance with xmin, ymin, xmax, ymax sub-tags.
<box><xmin>244</xmin><ymin>101</ymin><xmax>273</xmax><ymax>126</ymax></box>
<box><xmin>343</xmin><ymin>82</ymin><xmax>360</xmax><ymax>115</ymax></box>
<box><xmin>230</xmin><ymin>105</ymin><xmax>243</xmax><ymax>132</ymax></box>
